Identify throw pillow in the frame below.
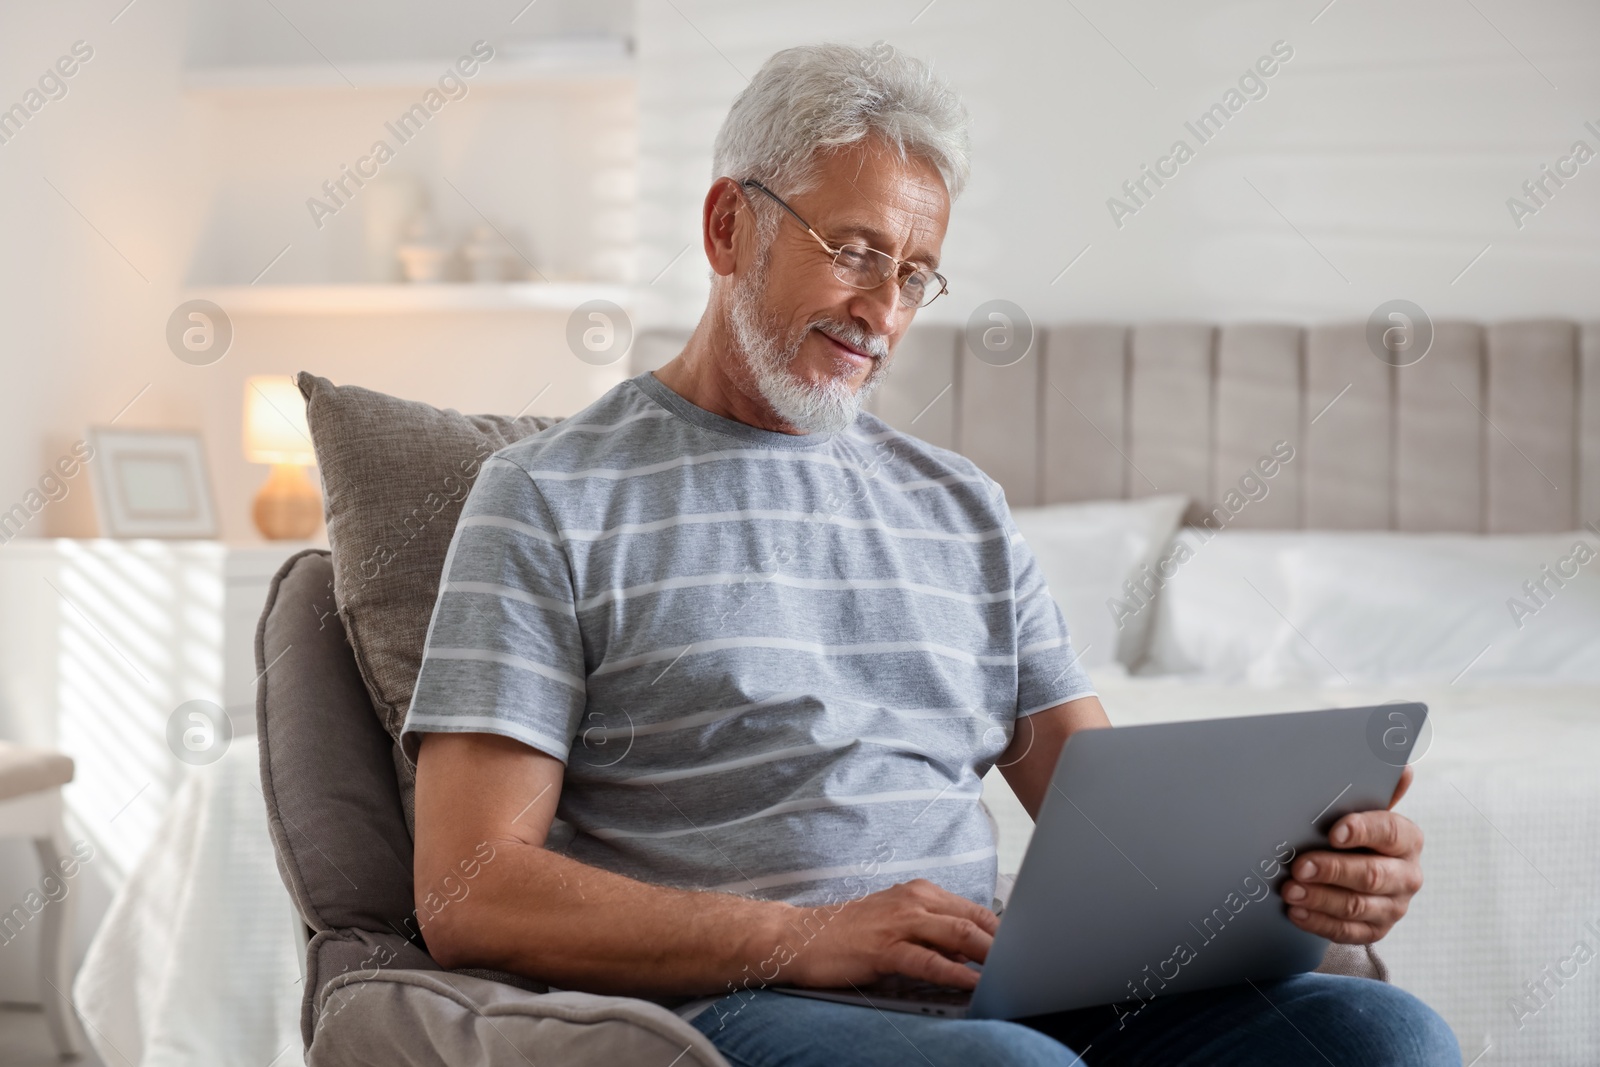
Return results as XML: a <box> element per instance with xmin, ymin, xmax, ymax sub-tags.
<box><xmin>296</xmin><ymin>371</ymin><xmax>563</xmax><ymax>832</ymax></box>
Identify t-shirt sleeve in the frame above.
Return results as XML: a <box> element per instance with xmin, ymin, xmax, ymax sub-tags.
<box><xmin>400</xmin><ymin>453</ymin><xmax>586</xmax><ymax>764</ymax></box>
<box><xmin>996</xmin><ymin>486</ymin><xmax>1097</xmax><ymax>717</ymax></box>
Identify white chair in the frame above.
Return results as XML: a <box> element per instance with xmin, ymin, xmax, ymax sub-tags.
<box><xmin>0</xmin><ymin>741</ymin><xmax>84</xmax><ymax>1057</ymax></box>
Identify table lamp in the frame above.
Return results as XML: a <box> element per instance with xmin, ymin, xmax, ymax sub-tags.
<box><xmin>244</xmin><ymin>375</ymin><xmax>321</xmax><ymax>540</ymax></box>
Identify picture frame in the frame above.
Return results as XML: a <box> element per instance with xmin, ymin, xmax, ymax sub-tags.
<box><xmin>86</xmin><ymin>426</ymin><xmax>218</xmax><ymax>539</ymax></box>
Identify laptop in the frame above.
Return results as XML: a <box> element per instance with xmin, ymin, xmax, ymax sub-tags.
<box><xmin>774</xmin><ymin>701</ymin><xmax>1426</xmax><ymax>1020</ymax></box>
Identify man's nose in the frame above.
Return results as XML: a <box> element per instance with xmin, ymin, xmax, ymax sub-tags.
<box><xmin>848</xmin><ymin>277</ymin><xmax>907</xmax><ymax>339</ymax></box>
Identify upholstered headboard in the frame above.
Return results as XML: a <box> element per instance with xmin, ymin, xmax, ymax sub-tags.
<box><xmin>633</xmin><ymin>321</ymin><xmax>1600</xmax><ymax>534</ymax></box>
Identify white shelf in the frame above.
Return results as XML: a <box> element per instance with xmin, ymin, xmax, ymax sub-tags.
<box><xmin>184</xmin><ymin>282</ymin><xmax>632</xmax><ymax>315</ymax></box>
<box><xmin>183</xmin><ymin>54</ymin><xmax>634</xmax><ymax>96</ymax></box>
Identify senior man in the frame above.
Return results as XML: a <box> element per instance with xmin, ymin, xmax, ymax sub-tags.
<box><xmin>405</xmin><ymin>41</ymin><xmax>1459</xmax><ymax>1067</ymax></box>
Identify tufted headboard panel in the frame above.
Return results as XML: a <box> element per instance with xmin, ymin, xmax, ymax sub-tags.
<box><xmin>874</xmin><ymin>320</ymin><xmax>1600</xmax><ymax>534</ymax></box>
<box><xmin>634</xmin><ymin>321</ymin><xmax>1600</xmax><ymax>534</ymax></box>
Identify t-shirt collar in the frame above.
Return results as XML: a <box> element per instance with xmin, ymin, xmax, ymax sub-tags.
<box><xmin>632</xmin><ymin>371</ymin><xmax>848</xmax><ymax>451</ymax></box>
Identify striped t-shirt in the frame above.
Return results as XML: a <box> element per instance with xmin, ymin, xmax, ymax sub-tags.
<box><xmin>402</xmin><ymin>371</ymin><xmax>1094</xmax><ymax>917</ymax></box>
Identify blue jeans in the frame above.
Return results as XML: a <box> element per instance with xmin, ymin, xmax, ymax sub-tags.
<box><xmin>689</xmin><ymin>974</ymin><xmax>1461</xmax><ymax>1066</ymax></box>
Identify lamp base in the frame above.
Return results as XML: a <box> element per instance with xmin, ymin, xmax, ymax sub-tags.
<box><xmin>253</xmin><ymin>464</ymin><xmax>322</xmax><ymax>540</ymax></box>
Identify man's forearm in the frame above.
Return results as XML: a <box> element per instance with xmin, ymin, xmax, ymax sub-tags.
<box><xmin>425</xmin><ymin>838</ymin><xmax>797</xmax><ymax>997</ymax></box>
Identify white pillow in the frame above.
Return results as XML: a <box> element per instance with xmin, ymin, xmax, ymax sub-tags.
<box><xmin>1273</xmin><ymin>533</ymin><xmax>1600</xmax><ymax>685</ymax></box>
<box><xmin>1137</xmin><ymin>530</ymin><xmax>1304</xmax><ymax>680</ymax></box>
<box><xmin>1140</xmin><ymin>530</ymin><xmax>1600</xmax><ymax>684</ymax></box>
<box><xmin>1011</xmin><ymin>494</ymin><xmax>1189</xmax><ymax>670</ymax></box>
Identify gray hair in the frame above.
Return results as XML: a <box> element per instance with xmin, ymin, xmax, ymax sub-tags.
<box><xmin>712</xmin><ymin>41</ymin><xmax>971</xmax><ymax>205</ymax></box>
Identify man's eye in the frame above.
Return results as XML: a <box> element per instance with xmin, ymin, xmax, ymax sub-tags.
<box><xmin>836</xmin><ymin>246</ymin><xmax>874</xmax><ymax>270</ymax></box>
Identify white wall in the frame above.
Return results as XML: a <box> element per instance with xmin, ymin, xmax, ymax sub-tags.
<box><xmin>0</xmin><ymin>0</ymin><xmax>635</xmax><ymax>1005</ymax></box>
<box><xmin>7</xmin><ymin>0</ymin><xmax>1597</xmax><ymax>543</ymax></box>
<box><xmin>0</xmin><ymin>0</ymin><xmax>637</xmax><ymax>550</ymax></box>
<box><xmin>637</xmin><ymin>0</ymin><xmax>1600</xmax><ymax>332</ymax></box>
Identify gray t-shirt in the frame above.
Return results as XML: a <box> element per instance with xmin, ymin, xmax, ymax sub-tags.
<box><xmin>402</xmin><ymin>369</ymin><xmax>1094</xmax><ymax>926</ymax></box>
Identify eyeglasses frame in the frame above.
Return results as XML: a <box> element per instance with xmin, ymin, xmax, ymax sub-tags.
<box><xmin>738</xmin><ymin>178</ymin><xmax>949</xmax><ymax>309</ymax></box>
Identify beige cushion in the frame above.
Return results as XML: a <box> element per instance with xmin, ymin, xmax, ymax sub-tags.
<box><xmin>309</xmin><ymin>969</ymin><xmax>730</xmax><ymax>1067</ymax></box>
<box><xmin>0</xmin><ymin>742</ymin><xmax>74</xmax><ymax>802</ymax></box>
<box><xmin>296</xmin><ymin>372</ymin><xmax>562</xmax><ymax>832</ymax></box>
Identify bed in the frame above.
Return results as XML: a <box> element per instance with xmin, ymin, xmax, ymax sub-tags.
<box><xmin>944</xmin><ymin>316</ymin><xmax>1600</xmax><ymax>1065</ymax></box>
<box><xmin>979</xmin><ymin>515</ymin><xmax>1600</xmax><ymax>1064</ymax></box>
<box><xmin>71</xmin><ymin>318</ymin><xmax>1600</xmax><ymax>1065</ymax></box>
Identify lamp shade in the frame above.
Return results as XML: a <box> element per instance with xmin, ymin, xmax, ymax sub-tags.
<box><xmin>243</xmin><ymin>376</ymin><xmax>316</xmax><ymax>466</ymax></box>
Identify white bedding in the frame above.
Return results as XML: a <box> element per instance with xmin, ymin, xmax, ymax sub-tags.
<box><xmin>983</xmin><ymin>674</ymin><xmax>1600</xmax><ymax>1066</ymax></box>
<box><xmin>1137</xmin><ymin>529</ymin><xmax>1600</xmax><ymax>685</ymax></box>
<box><xmin>72</xmin><ymin>738</ymin><xmax>305</xmax><ymax>1067</ymax></box>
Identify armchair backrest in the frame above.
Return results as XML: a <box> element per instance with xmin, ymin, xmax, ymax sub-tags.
<box><xmin>255</xmin><ymin>548</ymin><xmax>443</xmax><ymax>1045</ymax></box>
<box><xmin>263</xmin><ymin>370</ymin><xmax>570</xmax><ymax>1047</ymax></box>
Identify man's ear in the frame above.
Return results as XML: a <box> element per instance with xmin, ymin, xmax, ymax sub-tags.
<box><xmin>703</xmin><ymin>177</ymin><xmax>748</xmax><ymax>278</ymax></box>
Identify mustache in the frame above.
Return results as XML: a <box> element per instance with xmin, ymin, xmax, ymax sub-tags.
<box><xmin>811</xmin><ymin>319</ymin><xmax>890</xmax><ymax>361</ymax></box>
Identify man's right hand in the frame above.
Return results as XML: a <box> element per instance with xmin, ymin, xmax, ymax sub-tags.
<box><xmin>780</xmin><ymin>878</ymin><xmax>998</xmax><ymax>991</ymax></box>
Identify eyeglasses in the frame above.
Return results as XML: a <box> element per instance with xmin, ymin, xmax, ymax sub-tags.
<box><xmin>740</xmin><ymin>179</ymin><xmax>949</xmax><ymax>309</ymax></box>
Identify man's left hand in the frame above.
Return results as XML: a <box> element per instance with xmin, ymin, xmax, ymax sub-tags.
<box><xmin>1280</xmin><ymin>766</ymin><xmax>1423</xmax><ymax>944</ymax></box>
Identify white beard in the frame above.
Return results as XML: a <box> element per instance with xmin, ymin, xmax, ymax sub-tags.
<box><xmin>728</xmin><ymin>260</ymin><xmax>890</xmax><ymax>435</ymax></box>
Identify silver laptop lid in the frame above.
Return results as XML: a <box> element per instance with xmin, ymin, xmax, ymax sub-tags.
<box><xmin>969</xmin><ymin>702</ymin><xmax>1425</xmax><ymax>1020</ymax></box>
